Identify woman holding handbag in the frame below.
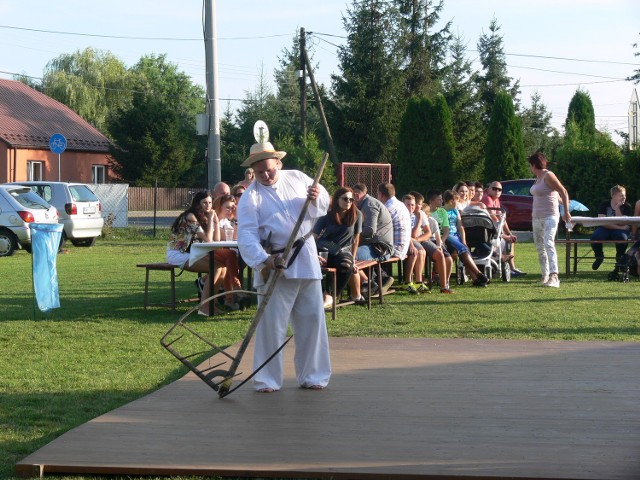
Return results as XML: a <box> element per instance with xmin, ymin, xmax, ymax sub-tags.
<box><xmin>313</xmin><ymin>187</ymin><xmax>363</xmax><ymax>307</ymax></box>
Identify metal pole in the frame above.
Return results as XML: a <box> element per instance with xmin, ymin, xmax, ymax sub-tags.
<box><xmin>204</xmin><ymin>0</ymin><xmax>221</xmax><ymax>189</ymax></box>
<box><xmin>299</xmin><ymin>28</ymin><xmax>307</xmax><ymax>138</ymax></box>
<box><xmin>302</xmin><ymin>47</ymin><xmax>338</xmax><ymax>165</ymax></box>
<box><xmin>58</xmin><ymin>154</ymin><xmax>61</xmax><ymax>181</ymax></box>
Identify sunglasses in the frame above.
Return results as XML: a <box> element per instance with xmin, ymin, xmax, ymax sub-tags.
<box><xmin>340</xmin><ymin>196</ymin><xmax>354</xmax><ymax>203</ymax></box>
<box><xmin>492</xmin><ymin>187</ymin><xmax>502</xmax><ymax>192</ymax></box>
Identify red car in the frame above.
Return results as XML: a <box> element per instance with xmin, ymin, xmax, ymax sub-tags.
<box><xmin>498</xmin><ymin>179</ymin><xmax>535</xmax><ymax>231</ymax></box>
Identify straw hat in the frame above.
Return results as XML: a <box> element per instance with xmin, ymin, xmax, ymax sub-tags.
<box><xmin>241</xmin><ymin>142</ymin><xmax>286</xmax><ymax>167</ymax></box>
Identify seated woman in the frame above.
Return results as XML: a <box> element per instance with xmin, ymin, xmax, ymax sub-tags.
<box><xmin>590</xmin><ymin>185</ymin><xmax>632</xmax><ymax>270</ymax></box>
<box><xmin>441</xmin><ymin>190</ymin><xmax>490</xmax><ymax>287</ymax></box>
<box><xmin>453</xmin><ymin>182</ymin><xmax>471</xmax><ymax>211</ymax></box>
<box><xmin>313</xmin><ymin>187</ymin><xmax>363</xmax><ymax>306</ymax></box>
<box><xmin>212</xmin><ymin>194</ymin><xmax>245</xmax><ymax>310</ymax></box>
<box><xmin>230</xmin><ymin>183</ymin><xmax>246</xmax><ymax>202</ymax></box>
<box><xmin>166</xmin><ymin>190</ymin><xmax>225</xmax><ymax>315</ymax></box>
<box><xmin>402</xmin><ymin>194</ymin><xmax>428</xmax><ymax>294</ymax></box>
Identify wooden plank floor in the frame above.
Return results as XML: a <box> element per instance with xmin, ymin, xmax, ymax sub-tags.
<box><xmin>16</xmin><ymin>338</ymin><xmax>640</xmax><ymax>479</ymax></box>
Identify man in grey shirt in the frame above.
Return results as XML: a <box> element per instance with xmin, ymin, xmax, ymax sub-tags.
<box><xmin>352</xmin><ymin>183</ymin><xmax>394</xmax><ymax>293</ymax></box>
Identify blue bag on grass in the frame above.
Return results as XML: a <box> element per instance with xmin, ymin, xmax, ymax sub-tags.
<box><xmin>30</xmin><ymin>223</ymin><xmax>64</xmax><ymax>312</ymax></box>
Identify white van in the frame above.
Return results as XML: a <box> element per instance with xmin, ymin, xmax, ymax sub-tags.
<box><xmin>13</xmin><ymin>182</ymin><xmax>104</xmax><ymax>247</ymax></box>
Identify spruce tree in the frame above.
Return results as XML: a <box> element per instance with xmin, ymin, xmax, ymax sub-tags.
<box><xmin>484</xmin><ymin>91</ymin><xmax>527</xmax><ymax>182</ymax></box>
<box><xmin>475</xmin><ymin>18</ymin><xmax>521</xmax><ymax>124</ymax></box>
<box><xmin>565</xmin><ymin>89</ymin><xmax>596</xmax><ymax>140</ymax></box>
<box><xmin>442</xmin><ymin>33</ymin><xmax>485</xmax><ymax>181</ymax></box>
<box><xmin>330</xmin><ymin>0</ymin><xmax>405</xmax><ymax>164</ymax></box>
<box><xmin>394</xmin><ymin>0</ymin><xmax>452</xmax><ymax>98</ymax></box>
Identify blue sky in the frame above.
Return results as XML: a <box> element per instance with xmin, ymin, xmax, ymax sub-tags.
<box><xmin>1</xmin><ymin>0</ymin><xmax>638</xmax><ymax>140</ymax></box>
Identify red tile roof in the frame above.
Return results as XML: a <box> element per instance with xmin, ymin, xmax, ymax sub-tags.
<box><xmin>0</xmin><ymin>79</ymin><xmax>112</xmax><ymax>152</ymax></box>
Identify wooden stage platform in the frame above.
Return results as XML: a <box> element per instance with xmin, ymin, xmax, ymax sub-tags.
<box><xmin>16</xmin><ymin>338</ymin><xmax>640</xmax><ymax>479</ymax></box>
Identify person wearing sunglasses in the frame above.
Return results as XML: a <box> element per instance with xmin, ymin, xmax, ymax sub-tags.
<box><xmin>313</xmin><ymin>187</ymin><xmax>363</xmax><ymax>306</ymax></box>
<box><xmin>482</xmin><ymin>181</ymin><xmax>526</xmax><ymax>277</ymax></box>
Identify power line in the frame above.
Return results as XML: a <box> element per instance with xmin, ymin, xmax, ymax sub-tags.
<box><xmin>0</xmin><ymin>24</ymin><xmax>290</xmax><ymax>41</ymax></box>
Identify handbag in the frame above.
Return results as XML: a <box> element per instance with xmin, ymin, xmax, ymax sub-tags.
<box><xmin>316</xmin><ymin>238</ymin><xmax>343</xmax><ymax>256</ymax></box>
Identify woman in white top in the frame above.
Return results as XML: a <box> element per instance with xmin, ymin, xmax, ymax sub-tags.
<box><xmin>528</xmin><ymin>152</ymin><xmax>571</xmax><ymax>288</ymax></box>
<box><xmin>453</xmin><ymin>181</ymin><xmax>470</xmax><ymax>211</ymax></box>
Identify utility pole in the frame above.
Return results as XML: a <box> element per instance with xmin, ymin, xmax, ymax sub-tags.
<box><xmin>299</xmin><ymin>28</ymin><xmax>307</xmax><ymax>138</ymax></box>
<box><xmin>204</xmin><ymin>0</ymin><xmax>221</xmax><ymax>189</ymax></box>
<box><xmin>302</xmin><ymin>45</ymin><xmax>338</xmax><ymax>165</ymax></box>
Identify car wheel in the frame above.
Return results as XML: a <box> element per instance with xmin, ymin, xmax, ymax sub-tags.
<box><xmin>71</xmin><ymin>237</ymin><xmax>96</xmax><ymax>247</ymax></box>
<box><xmin>0</xmin><ymin>229</ymin><xmax>18</xmax><ymax>257</ymax></box>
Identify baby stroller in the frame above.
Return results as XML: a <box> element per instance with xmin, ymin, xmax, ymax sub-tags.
<box><xmin>607</xmin><ymin>240</ymin><xmax>640</xmax><ymax>283</ymax></box>
<box><xmin>458</xmin><ymin>207</ymin><xmax>510</xmax><ymax>284</ymax></box>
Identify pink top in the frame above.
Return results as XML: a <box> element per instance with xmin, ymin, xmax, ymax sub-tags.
<box><xmin>481</xmin><ymin>193</ymin><xmax>500</xmax><ymax>209</ymax></box>
<box><xmin>530</xmin><ymin>171</ymin><xmax>559</xmax><ymax>218</ymax></box>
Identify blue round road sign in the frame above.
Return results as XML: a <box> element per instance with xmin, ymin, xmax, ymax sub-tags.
<box><xmin>49</xmin><ymin>133</ymin><xmax>67</xmax><ymax>154</ymax></box>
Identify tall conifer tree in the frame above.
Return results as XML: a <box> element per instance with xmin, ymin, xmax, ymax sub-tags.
<box><xmin>484</xmin><ymin>91</ymin><xmax>526</xmax><ymax>181</ymax></box>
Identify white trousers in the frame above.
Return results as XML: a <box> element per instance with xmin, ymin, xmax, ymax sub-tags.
<box><xmin>253</xmin><ymin>277</ymin><xmax>331</xmax><ymax>391</ymax></box>
<box><xmin>532</xmin><ymin>216</ymin><xmax>559</xmax><ymax>277</ymax></box>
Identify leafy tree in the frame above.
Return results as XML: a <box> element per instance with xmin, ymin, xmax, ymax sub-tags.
<box><xmin>565</xmin><ymin>89</ymin><xmax>596</xmax><ymax>139</ymax></box>
<box><xmin>40</xmin><ymin>48</ymin><xmax>131</xmax><ymax>134</ymax></box>
<box><xmin>394</xmin><ymin>0</ymin><xmax>452</xmax><ymax>98</ymax></box>
<box><xmin>330</xmin><ymin>0</ymin><xmax>405</xmax><ymax>164</ymax></box>
<box><xmin>276</xmin><ymin>132</ymin><xmax>338</xmax><ymax>194</ymax></box>
<box><xmin>475</xmin><ymin>18</ymin><xmax>521</xmax><ymax>124</ymax></box>
<box><xmin>484</xmin><ymin>91</ymin><xmax>527</xmax><ymax>181</ymax></box>
<box><xmin>271</xmin><ymin>31</ymin><xmax>322</xmax><ymax>141</ymax></box>
<box><xmin>108</xmin><ymin>54</ymin><xmax>206</xmax><ymax>187</ymax></box>
<box><xmin>396</xmin><ymin>94</ymin><xmax>455</xmax><ymax>193</ymax></box>
<box><xmin>442</xmin><ymin>33</ymin><xmax>485</xmax><ymax>181</ymax></box>
<box><xmin>520</xmin><ymin>91</ymin><xmax>557</xmax><ymax>156</ymax></box>
<box><xmin>555</xmin><ymin>124</ymin><xmax>624</xmax><ymax>211</ymax></box>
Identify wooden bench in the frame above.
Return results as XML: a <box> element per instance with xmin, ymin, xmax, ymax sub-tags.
<box><xmin>136</xmin><ymin>263</ymin><xmax>199</xmax><ymax>311</ymax></box>
<box><xmin>556</xmin><ymin>239</ymin><xmax>634</xmax><ymax>277</ymax></box>
<box><xmin>320</xmin><ymin>258</ymin><xmax>397</xmax><ymax>320</ymax></box>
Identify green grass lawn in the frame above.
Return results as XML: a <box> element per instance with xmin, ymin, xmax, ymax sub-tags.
<box><xmin>0</xmin><ymin>229</ymin><xmax>638</xmax><ymax>479</ymax></box>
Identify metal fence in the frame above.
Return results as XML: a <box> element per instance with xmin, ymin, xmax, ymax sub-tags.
<box><xmin>340</xmin><ymin>162</ymin><xmax>392</xmax><ymax>194</ymax></box>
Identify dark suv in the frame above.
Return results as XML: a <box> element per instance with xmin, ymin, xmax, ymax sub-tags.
<box><xmin>499</xmin><ymin>179</ymin><xmax>535</xmax><ymax>231</ymax></box>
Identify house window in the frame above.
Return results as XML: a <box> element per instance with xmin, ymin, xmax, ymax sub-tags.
<box><xmin>92</xmin><ymin>165</ymin><xmax>106</xmax><ymax>184</ymax></box>
<box><xmin>27</xmin><ymin>161</ymin><xmax>43</xmax><ymax>181</ymax></box>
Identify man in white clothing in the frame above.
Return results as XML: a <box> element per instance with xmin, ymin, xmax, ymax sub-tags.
<box><xmin>236</xmin><ymin>141</ymin><xmax>331</xmax><ymax>393</ymax></box>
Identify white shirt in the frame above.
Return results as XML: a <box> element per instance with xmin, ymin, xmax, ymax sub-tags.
<box><xmin>236</xmin><ymin>169</ymin><xmax>329</xmax><ymax>285</ymax></box>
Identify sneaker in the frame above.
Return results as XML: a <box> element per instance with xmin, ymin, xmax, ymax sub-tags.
<box><xmin>381</xmin><ymin>277</ymin><xmax>395</xmax><ymax>293</ymax></box>
<box><xmin>323</xmin><ymin>294</ymin><xmax>334</xmax><ymax>309</ymax></box>
<box><xmin>544</xmin><ymin>274</ymin><xmax>560</xmax><ymax>288</ymax></box>
<box><xmin>405</xmin><ymin>282</ymin><xmax>418</xmax><ymax>294</ymax></box>
<box><xmin>472</xmin><ymin>274</ymin><xmax>489</xmax><ymax>287</ymax></box>
<box><xmin>361</xmin><ymin>281</ymin><xmax>379</xmax><ymax>294</ymax></box>
<box><xmin>510</xmin><ymin>268</ymin><xmax>527</xmax><ymax>277</ymax></box>
<box><xmin>540</xmin><ymin>275</ymin><xmax>549</xmax><ymax>285</ymax></box>
<box><xmin>440</xmin><ymin>288</ymin><xmax>455</xmax><ymax>294</ymax></box>
<box><xmin>349</xmin><ymin>295</ymin><xmax>366</xmax><ymax>305</ymax></box>
<box><xmin>417</xmin><ymin>282</ymin><xmax>431</xmax><ymax>293</ymax></box>
<box><xmin>223</xmin><ymin>302</ymin><xmax>241</xmax><ymax>311</ymax></box>
<box><xmin>592</xmin><ymin>257</ymin><xmax>604</xmax><ymax>270</ymax></box>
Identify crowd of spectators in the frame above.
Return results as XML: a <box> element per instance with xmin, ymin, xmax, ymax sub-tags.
<box><xmin>167</xmin><ymin>166</ymin><xmax>639</xmax><ymax>312</ymax></box>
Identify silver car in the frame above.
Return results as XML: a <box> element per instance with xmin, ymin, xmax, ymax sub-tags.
<box><xmin>12</xmin><ymin>182</ymin><xmax>104</xmax><ymax>247</ymax></box>
<box><xmin>0</xmin><ymin>185</ymin><xmax>59</xmax><ymax>256</ymax></box>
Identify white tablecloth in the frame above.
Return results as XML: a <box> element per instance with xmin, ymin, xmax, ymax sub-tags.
<box><xmin>570</xmin><ymin>216</ymin><xmax>640</xmax><ymax>228</ymax></box>
<box><xmin>188</xmin><ymin>241</ymin><xmax>237</xmax><ymax>267</ymax></box>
